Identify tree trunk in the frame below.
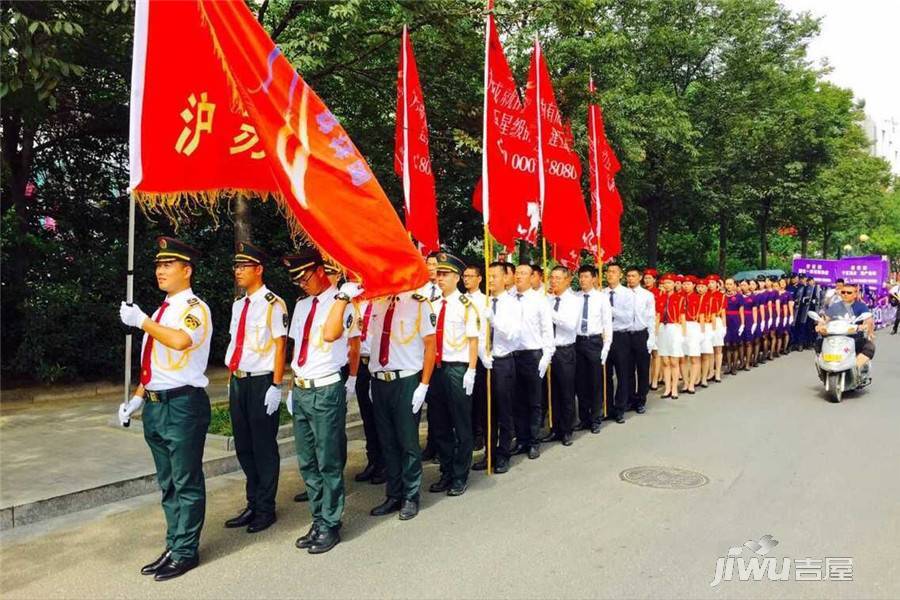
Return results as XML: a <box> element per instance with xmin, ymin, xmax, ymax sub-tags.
<box><xmin>800</xmin><ymin>228</ymin><xmax>809</xmax><ymax>256</ymax></box>
<box><xmin>822</xmin><ymin>226</ymin><xmax>830</xmax><ymax>259</ymax></box>
<box><xmin>645</xmin><ymin>197</ymin><xmax>659</xmax><ymax>268</ymax></box>
<box><xmin>717</xmin><ymin>210</ymin><xmax>728</xmax><ymax>274</ymax></box>
<box><xmin>758</xmin><ymin>197</ymin><xmax>770</xmax><ymax>269</ymax></box>
<box><xmin>234</xmin><ymin>196</ymin><xmax>252</xmax><ymax>244</ymax></box>
<box><xmin>517</xmin><ymin>239</ymin><xmax>530</xmax><ymax>265</ymax></box>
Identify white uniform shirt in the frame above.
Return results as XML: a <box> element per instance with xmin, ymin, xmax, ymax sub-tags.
<box><xmin>466</xmin><ymin>289</ymin><xmax>489</xmax><ymax>360</ymax></box>
<box><xmin>418</xmin><ymin>280</ymin><xmax>442</xmax><ymax>302</ymax></box>
<box><xmin>289</xmin><ymin>285</ymin><xmax>358</xmax><ymax>379</ymax></box>
<box><xmin>367</xmin><ymin>292</ymin><xmax>436</xmax><ymax>372</ymax></box>
<box><xmin>487</xmin><ymin>292</ymin><xmax>522</xmax><ymax>358</ymax></box>
<box><xmin>355</xmin><ymin>300</ymin><xmax>373</xmax><ymax>357</ymax></box>
<box><xmin>142</xmin><ymin>288</ymin><xmax>212</xmax><ymax>391</ymax></box>
<box><xmin>629</xmin><ymin>285</ymin><xmax>657</xmax><ymax>347</ymax></box>
<box><xmin>434</xmin><ymin>289</ymin><xmax>479</xmax><ymax>364</ymax></box>
<box><xmin>575</xmin><ymin>288</ymin><xmax>613</xmax><ymax>338</ymax></box>
<box><xmin>224</xmin><ymin>285</ymin><xmax>287</xmax><ymax>373</ymax></box>
<box><xmin>513</xmin><ymin>288</ymin><xmax>555</xmax><ymax>357</ymax></box>
<box><xmin>549</xmin><ymin>288</ymin><xmax>580</xmax><ymax>346</ymax></box>
<box><xmin>603</xmin><ymin>283</ymin><xmax>635</xmax><ymax>333</ymax></box>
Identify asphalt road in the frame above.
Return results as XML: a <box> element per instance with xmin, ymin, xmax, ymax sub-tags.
<box><xmin>2</xmin><ymin>335</ymin><xmax>898</xmax><ymax>599</ymax></box>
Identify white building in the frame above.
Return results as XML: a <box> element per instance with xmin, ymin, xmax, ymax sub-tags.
<box><xmin>863</xmin><ymin>115</ymin><xmax>900</xmax><ymax>176</ymax></box>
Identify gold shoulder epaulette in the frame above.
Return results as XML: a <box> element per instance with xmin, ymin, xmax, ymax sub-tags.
<box><xmin>265</xmin><ymin>292</ymin><xmax>276</xmax><ymax>304</ymax></box>
<box><xmin>187</xmin><ymin>297</ymin><xmax>200</xmax><ymax>306</ymax></box>
<box><xmin>412</xmin><ymin>293</ymin><xmax>427</xmax><ymax>302</ymax></box>
<box><xmin>459</xmin><ymin>294</ymin><xmax>471</xmax><ymax>306</ymax></box>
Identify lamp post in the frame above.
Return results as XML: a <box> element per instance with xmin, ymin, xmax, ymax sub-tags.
<box><xmin>842</xmin><ymin>243</ymin><xmax>853</xmax><ymax>258</ymax></box>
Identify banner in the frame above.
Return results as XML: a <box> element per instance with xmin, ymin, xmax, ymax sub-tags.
<box><xmin>472</xmin><ymin>12</ymin><xmax>539</xmax><ymax>249</ymax></box>
<box><xmin>129</xmin><ymin>0</ymin><xmax>427</xmax><ymax>297</ymax></box>
<box><xmin>791</xmin><ymin>258</ymin><xmax>837</xmax><ymax>286</ymax></box>
<box><xmin>395</xmin><ymin>25</ymin><xmax>440</xmax><ymax>254</ymax></box>
<box><xmin>587</xmin><ymin>78</ymin><xmax>623</xmax><ymax>262</ymax></box>
<box><xmin>523</xmin><ymin>39</ymin><xmax>594</xmax><ymax>269</ymax></box>
<box><xmin>792</xmin><ymin>256</ymin><xmax>889</xmax><ymax>290</ymax></box>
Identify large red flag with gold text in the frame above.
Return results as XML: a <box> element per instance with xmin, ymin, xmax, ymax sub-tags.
<box><xmin>394</xmin><ymin>25</ymin><xmax>439</xmax><ymax>254</ymax></box>
<box><xmin>523</xmin><ymin>39</ymin><xmax>595</xmax><ymax>269</ymax></box>
<box><xmin>129</xmin><ymin>0</ymin><xmax>427</xmax><ymax>296</ymax></box>
<box><xmin>472</xmin><ymin>13</ymin><xmax>538</xmax><ymax>249</ymax></box>
<box><xmin>587</xmin><ymin>77</ymin><xmax>623</xmax><ymax>262</ymax></box>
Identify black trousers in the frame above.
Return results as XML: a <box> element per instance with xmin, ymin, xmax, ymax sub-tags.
<box><xmin>550</xmin><ymin>344</ymin><xmax>576</xmax><ymax>435</ymax></box>
<box><xmin>471</xmin><ymin>359</ymin><xmax>488</xmax><ymax>441</ymax></box>
<box><xmin>229</xmin><ymin>374</ymin><xmax>280</xmax><ymax>515</ymax></box>
<box><xmin>893</xmin><ymin>306</ymin><xmax>900</xmax><ymax>333</ymax></box>
<box><xmin>513</xmin><ymin>349</ymin><xmax>542</xmax><ymax>448</ymax></box>
<box><xmin>575</xmin><ymin>335</ymin><xmax>604</xmax><ymax>425</ymax></box>
<box><xmin>605</xmin><ymin>332</ymin><xmax>632</xmax><ymax>419</ymax></box>
<box><xmin>628</xmin><ymin>329</ymin><xmax>651</xmax><ymax>409</ymax></box>
<box><xmin>431</xmin><ymin>363</ymin><xmax>473</xmax><ymax>484</ymax></box>
<box><xmin>489</xmin><ymin>354</ymin><xmax>516</xmax><ymax>462</ymax></box>
<box><xmin>355</xmin><ymin>361</ymin><xmax>384</xmax><ymax>469</ymax></box>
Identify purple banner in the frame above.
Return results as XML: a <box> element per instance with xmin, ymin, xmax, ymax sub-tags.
<box><xmin>792</xmin><ymin>258</ymin><xmax>837</xmax><ymax>285</ymax></box>
<box><xmin>792</xmin><ymin>255</ymin><xmax>890</xmax><ymax>290</ymax></box>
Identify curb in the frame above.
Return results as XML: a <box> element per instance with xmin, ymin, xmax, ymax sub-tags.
<box><xmin>0</xmin><ymin>416</ymin><xmax>365</xmax><ymax>531</ymax></box>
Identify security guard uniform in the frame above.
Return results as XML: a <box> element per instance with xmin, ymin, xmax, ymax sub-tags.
<box><xmin>139</xmin><ymin>238</ymin><xmax>212</xmax><ymax>567</ymax></box>
<box><xmin>224</xmin><ymin>242</ymin><xmax>287</xmax><ymax>528</ymax></box>
<box><xmin>284</xmin><ymin>250</ymin><xmax>357</xmax><ymax>542</ymax></box>
<box><xmin>367</xmin><ymin>292</ymin><xmax>436</xmax><ymax>512</ymax></box>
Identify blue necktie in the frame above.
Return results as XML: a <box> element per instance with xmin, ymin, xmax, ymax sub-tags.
<box><xmin>581</xmin><ymin>294</ymin><xmax>589</xmax><ymax>334</ymax></box>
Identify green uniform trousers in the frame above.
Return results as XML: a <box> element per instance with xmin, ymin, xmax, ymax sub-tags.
<box><xmin>292</xmin><ymin>380</ymin><xmax>347</xmax><ymax>530</ymax></box>
<box><xmin>229</xmin><ymin>374</ymin><xmax>280</xmax><ymax>516</ymax></box>
<box><xmin>142</xmin><ymin>386</ymin><xmax>211</xmax><ymax>562</ymax></box>
<box><xmin>431</xmin><ymin>363</ymin><xmax>473</xmax><ymax>485</ymax></box>
<box><xmin>371</xmin><ymin>373</ymin><xmax>422</xmax><ymax>500</ymax></box>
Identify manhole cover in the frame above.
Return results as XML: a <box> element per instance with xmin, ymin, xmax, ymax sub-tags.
<box><xmin>620</xmin><ymin>466</ymin><xmax>709</xmax><ymax>489</ymax></box>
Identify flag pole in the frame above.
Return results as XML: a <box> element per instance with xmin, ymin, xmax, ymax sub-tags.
<box><xmin>122</xmin><ymin>191</ymin><xmax>137</xmax><ymax>426</ymax></box>
<box><xmin>543</xmin><ymin>235</ymin><xmax>552</xmax><ymax>429</ymax></box>
<box><xmin>589</xmin><ymin>74</ymin><xmax>608</xmax><ymax>420</ymax></box>
<box><xmin>482</xmin><ymin>0</ymin><xmax>493</xmax><ymax>475</ymax></box>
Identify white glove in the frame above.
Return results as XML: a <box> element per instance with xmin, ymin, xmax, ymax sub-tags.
<box><xmin>600</xmin><ymin>347</ymin><xmax>610</xmax><ymax>365</ymax></box>
<box><xmin>286</xmin><ymin>391</ymin><xmax>293</xmax><ymax>416</ymax></box>
<box><xmin>647</xmin><ymin>339</ymin><xmax>654</xmax><ymax>354</ymax></box>
<box><xmin>483</xmin><ymin>308</ymin><xmax>494</xmax><ymax>323</ymax></box>
<box><xmin>118</xmin><ymin>395</ymin><xmax>144</xmax><ymax>426</ymax></box>
<box><xmin>462</xmin><ymin>368</ymin><xmax>476</xmax><ymax>395</ymax></box>
<box><xmin>768</xmin><ymin>318</ymin><xmax>773</xmax><ymax>329</ymax></box>
<box><xmin>751</xmin><ymin>323</ymin><xmax>757</xmax><ymax>334</ymax></box>
<box><xmin>538</xmin><ymin>354</ymin><xmax>551</xmax><ymax>378</ymax></box>
<box><xmin>339</xmin><ymin>282</ymin><xmax>364</xmax><ymax>300</ymax></box>
<box><xmin>264</xmin><ymin>385</ymin><xmax>282</xmax><ymax>416</ymax></box>
<box><xmin>411</xmin><ymin>383</ymin><xmax>428</xmax><ymax>414</ymax></box>
<box><xmin>119</xmin><ymin>302</ymin><xmax>148</xmax><ymax>329</ymax></box>
<box><xmin>738</xmin><ymin>324</ymin><xmax>744</xmax><ymax>336</ymax></box>
<box><xmin>345</xmin><ymin>375</ymin><xmax>357</xmax><ymax>399</ymax></box>
<box><xmin>776</xmin><ymin>316</ymin><xmax>781</xmax><ymax>327</ymax></box>
<box><xmin>481</xmin><ymin>354</ymin><xmax>493</xmax><ymax>369</ymax></box>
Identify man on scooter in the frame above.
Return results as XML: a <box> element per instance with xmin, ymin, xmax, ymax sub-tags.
<box><xmin>815</xmin><ymin>283</ymin><xmax>875</xmax><ymax>370</ymax></box>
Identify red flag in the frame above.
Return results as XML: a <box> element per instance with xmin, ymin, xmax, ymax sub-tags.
<box><xmin>129</xmin><ymin>0</ymin><xmax>427</xmax><ymax>297</ymax></box>
<box><xmin>473</xmin><ymin>13</ymin><xmax>539</xmax><ymax>249</ymax></box>
<box><xmin>587</xmin><ymin>78</ymin><xmax>623</xmax><ymax>262</ymax></box>
<box><xmin>523</xmin><ymin>39</ymin><xmax>595</xmax><ymax>269</ymax></box>
<box><xmin>395</xmin><ymin>25</ymin><xmax>439</xmax><ymax>254</ymax></box>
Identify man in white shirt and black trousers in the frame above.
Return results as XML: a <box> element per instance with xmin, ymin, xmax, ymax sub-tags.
<box><xmin>544</xmin><ymin>265</ymin><xmax>581</xmax><ymax>446</ymax></box>
<box><xmin>625</xmin><ymin>266</ymin><xmax>657</xmax><ymax>414</ymax></box>
<box><xmin>575</xmin><ymin>265</ymin><xmax>613</xmax><ymax>433</ymax></box>
<box><xmin>510</xmin><ymin>264</ymin><xmax>555</xmax><ymax>459</ymax></box>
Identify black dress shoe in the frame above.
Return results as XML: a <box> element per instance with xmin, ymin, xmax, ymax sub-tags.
<box><xmin>511</xmin><ymin>443</ymin><xmax>529</xmax><ymax>455</ymax></box>
<box><xmin>370</xmin><ymin>498</ymin><xmax>401</xmax><ymax>516</ymax></box>
<box><xmin>615</xmin><ymin>415</ymin><xmax>625</xmax><ymax>424</ymax></box>
<box><xmin>447</xmin><ymin>481</ymin><xmax>468</xmax><ymax>496</ymax></box>
<box><xmin>224</xmin><ymin>507</ymin><xmax>255</xmax><ymax>528</ymax></box>
<box><xmin>246</xmin><ymin>512</ymin><xmax>276</xmax><ymax>533</ymax></box>
<box><xmin>153</xmin><ymin>555</ymin><xmax>199</xmax><ymax>581</ymax></box>
<box><xmin>307</xmin><ymin>527</ymin><xmax>340</xmax><ymax>554</ymax></box>
<box><xmin>636</xmin><ymin>405</ymin><xmax>646</xmax><ymax>414</ymax></box>
<box><xmin>473</xmin><ymin>434</ymin><xmax>485</xmax><ymax>452</ymax></box>
<box><xmin>429</xmin><ymin>477</ymin><xmax>452</xmax><ymax>493</ymax></box>
<box><xmin>141</xmin><ymin>549</ymin><xmax>171</xmax><ymax>575</ymax></box>
<box><xmin>561</xmin><ymin>433</ymin><xmax>574</xmax><ymax>446</ymax></box>
<box><xmin>354</xmin><ymin>463</ymin><xmax>376</xmax><ymax>482</ymax></box>
<box><xmin>493</xmin><ymin>459</ymin><xmax>509</xmax><ymax>474</ymax></box>
<box><xmin>590</xmin><ymin>422</ymin><xmax>602</xmax><ymax>434</ymax></box>
<box><xmin>294</xmin><ymin>491</ymin><xmax>309</xmax><ymax>502</ymax></box>
<box><xmin>527</xmin><ymin>446</ymin><xmax>540</xmax><ymax>459</ymax></box>
<box><xmin>472</xmin><ymin>458</ymin><xmax>488</xmax><ymax>471</ymax></box>
<box><xmin>576</xmin><ymin>421</ymin><xmax>592</xmax><ymax>431</ymax></box>
<box><xmin>539</xmin><ymin>431</ymin><xmax>558</xmax><ymax>443</ymax></box>
<box><xmin>399</xmin><ymin>498</ymin><xmax>419</xmax><ymax>520</ymax></box>
<box><xmin>295</xmin><ymin>523</ymin><xmax>319</xmax><ymax>549</ymax></box>
<box><xmin>370</xmin><ymin>468</ymin><xmax>387</xmax><ymax>485</ymax></box>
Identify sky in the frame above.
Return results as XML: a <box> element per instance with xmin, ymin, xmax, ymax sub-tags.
<box><xmin>779</xmin><ymin>0</ymin><xmax>899</xmax><ymax>123</ymax></box>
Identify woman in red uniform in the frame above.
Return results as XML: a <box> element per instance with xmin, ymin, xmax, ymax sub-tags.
<box><xmin>696</xmin><ymin>279</ymin><xmax>714</xmax><ymax>388</ymax></box>
<box><xmin>655</xmin><ymin>274</ymin><xmax>686</xmax><ymax>399</ymax></box>
<box><xmin>707</xmin><ymin>275</ymin><xmax>726</xmax><ymax>382</ymax></box>
<box><xmin>643</xmin><ymin>268</ymin><xmax>662</xmax><ymax>390</ymax></box>
<box><xmin>681</xmin><ymin>276</ymin><xmax>701</xmax><ymax>393</ymax></box>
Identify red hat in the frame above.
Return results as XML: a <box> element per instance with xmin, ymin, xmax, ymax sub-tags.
<box><xmin>674</xmin><ymin>274</ymin><xmax>685</xmax><ymax>283</ymax></box>
<box><xmin>698</xmin><ymin>278</ymin><xmax>709</xmax><ymax>286</ymax></box>
<box><xmin>659</xmin><ymin>273</ymin><xmax>675</xmax><ymax>283</ymax></box>
<box><xmin>707</xmin><ymin>274</ymin><xmax>721</xmax><ymax>281</ymax></box>
<box><xmin>684</xmin><ymin>275</ymin><xmax>698</xmax><ymax>285</ymax></box>
<box><xmin>644</xmin><ymin>268</ymin><xmax>658</xmax><ymax>277</ymax></box>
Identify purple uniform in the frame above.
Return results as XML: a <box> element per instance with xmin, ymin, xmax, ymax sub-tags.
<box><xmin>724</xmin><ymin>293</ymin><xmax>743</xmax><ymax>345</ymax></box>
<box><xmin>743</xmin><ymin>294</ymin><xmax>757</xmax><ymax>342</ymax></box>
<box><xmin>779</xmin><ymin>290</ymin><xmax>793</xmax><ymax>334</ymax></box>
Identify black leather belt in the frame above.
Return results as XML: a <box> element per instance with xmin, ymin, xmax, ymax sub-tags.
<box><xmin>146</xmin><ymin>385</ymin><xmax>196</xmax><ymax>403</ymax></box>
<box><xmin>576</xmin><ymin>334</ymin><xmax>602</xmax><ymax>340</ymax></box>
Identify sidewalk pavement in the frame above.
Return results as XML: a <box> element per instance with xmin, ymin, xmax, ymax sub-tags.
<box><xmin>0</xmin><ymin>371</ymin><xmax>364</xmax><ymax>529</ymax></box>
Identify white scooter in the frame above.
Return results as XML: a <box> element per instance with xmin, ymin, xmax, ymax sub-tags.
<box><xmin>807</xmin><ymin>310</ymin><xmax>872</xmax><ymax>403</ymax></box>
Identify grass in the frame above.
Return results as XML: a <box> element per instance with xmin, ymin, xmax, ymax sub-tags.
<box><xmin>208</xmin><ymin>403</ymin><xmax>293</xmax><ymax>436</ymax></box>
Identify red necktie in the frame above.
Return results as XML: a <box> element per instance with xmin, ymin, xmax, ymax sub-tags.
<box><xmin>140</xmin><ymin>302</ymin><xmax>170</xmax><ymax>385</ymax></box>
<box><xmin>360</xmin><ymin>302</ymin><xmax>374</xmax><ymax>342</ymax></box>
<box><xmin>378</xmin><ymin>297</ymin><xmax>396</xmax><ymax>366</ymax></box>
<box><xmin>228</xmin><ymin>297</ymin><xmax>251</xmax><ymax>373</ymax></box>
<box><xmin>296</xmin><ymin>297</ymin><xmax>318</xmax><ymax>367</ymax></box>
<box><xmin>435</xmin><ymin>299</ymin><xmax>447</xmax><ymax>367</ymax></box>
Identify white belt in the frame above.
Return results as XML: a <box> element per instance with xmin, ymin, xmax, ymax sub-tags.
<box><xmin>293</xmin><ymin>372</ymin><xmax>341</xmax><ymax>390</ymax></box>
<box><xmin>232</xmin><ymin>370</ymin><xmax>273</xmax><ymax>379</ymax></box>
<box><xmin>371</xmin><ymin>369</ymin><xmax>418</xmax><ymax>382</ymax></box>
